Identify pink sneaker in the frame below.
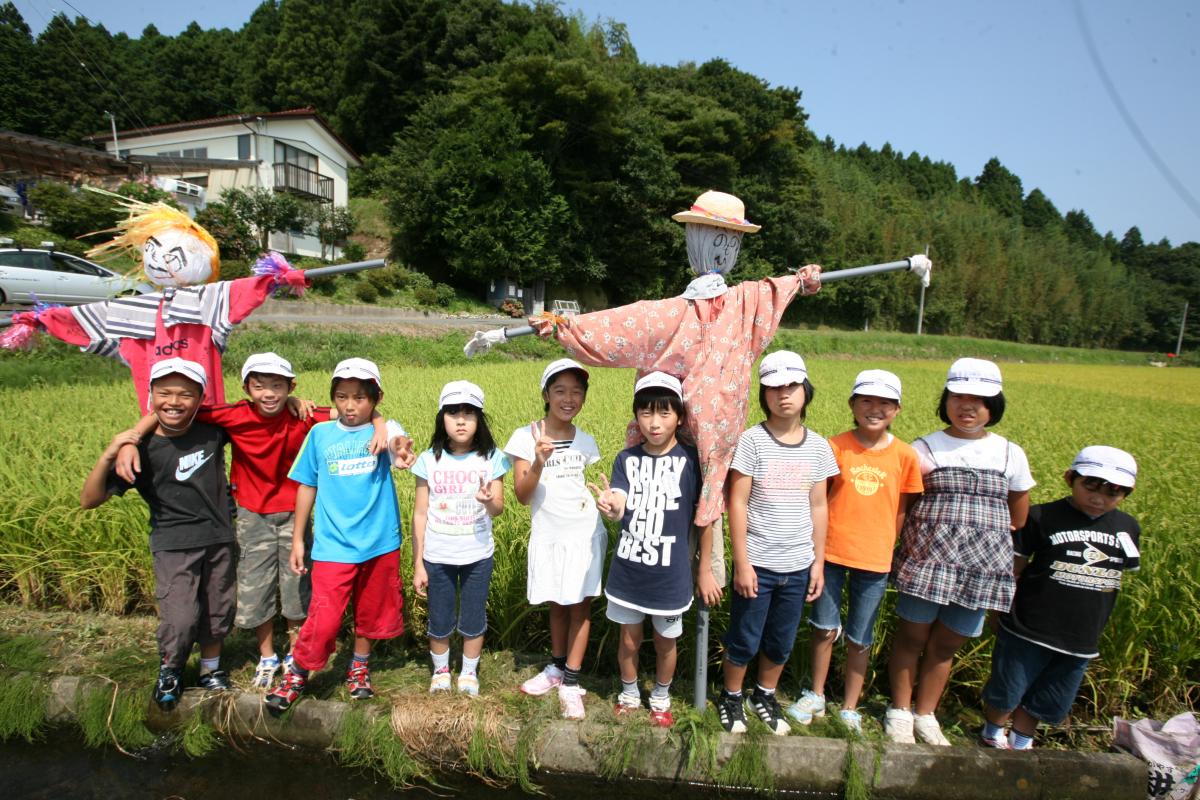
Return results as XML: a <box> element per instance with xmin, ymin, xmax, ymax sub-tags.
<box><xmin>559</xmin><ymin>685</ymin><xmax>586</xmax><ymax>720</ymax></box>
<box><xmin>520</xmin><ymin>665</ymin><xmax>564</xmax><ymax>696</ymax></box>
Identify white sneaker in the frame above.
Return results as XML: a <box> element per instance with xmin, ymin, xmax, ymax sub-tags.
<box><xmin>558</xmin><ymin>685</ymin><xmax>586</xmax><ymax>720</ymax></box>
<box><xmin>252</xmin><ymin>656</ymin><xmax>281</xmax><ymax>690</ymax></box>
<box><xmin>839</xmin><ymin>708</ymin><xmax>863</xmax><ymax>735</ymax></box>
<box><xmin>913</xmin><ymin>713</ymin><xmax>951</xmax><ymax>746</ymax></box>
<box><xmin>884</xmin><ymin>707</ymin><xmax>916</xmax><ymax>744</ymax></box>
<box><xmin>521</xmin><ymin>664</ymin><xmax>564</xmax><ymax>696</ymax></box>
<box><xmin>794</xmin><ymin>689</ymin><xmax>827</xmax><ymax>718</ymax></box>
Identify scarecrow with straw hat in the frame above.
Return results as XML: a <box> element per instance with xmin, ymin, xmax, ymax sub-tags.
<box><xmin>1</xmin><ymin>193</ymin><xmax>376</xmax><ymax>410</ymax></box>
<box><xmin>467</xmin><ymin>190</ymin><xmax>931</xmax><ymax>584</ymax></box>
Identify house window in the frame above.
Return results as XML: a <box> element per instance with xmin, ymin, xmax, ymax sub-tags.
<box><xmin>274</xmin><ymin>142</ymin><xmax>318</xmax><ymax>172</ymax></box>
<box><xmin>238</xmin><ymin>134</ymin><xmax>251</xmax><ymax>160</ymax></box>
<box><xmin>156</xmin><ymin>148</ymin><xmax>207</xmax><ymax>159</ymax></box>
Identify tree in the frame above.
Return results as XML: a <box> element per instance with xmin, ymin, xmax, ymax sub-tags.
<box><xmin>220</xmin><ymin>187</ymin><xmax>306</xmax><ymax>252</ymax></box>
<box><xmin>305</xmin><ymin>203</ymin><xmax>356</xmax><ymax>259</ymax></box>
<box><xmin>194</xmin><ymin>201</ymin><xmax>257</xmax><ymax>260</ymax></box>
<box><xmin>975</xmin><ymin>157</ymin><xmax>1024</xmax><ymax>219</ymax></box>
<box><xmin>1022</xmin><ymin>188</ymin><xmax>1060</xmax><ymax>230</ymax></box>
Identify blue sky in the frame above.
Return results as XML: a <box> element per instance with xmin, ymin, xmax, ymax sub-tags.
<box><xmin>15</xmin><ymin>0</ymin><xmax>1199</xmax><ymax>246</ymax></box>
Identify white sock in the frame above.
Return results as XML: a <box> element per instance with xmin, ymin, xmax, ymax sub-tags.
<box><xmin>199</xmin><ymin>657</ymin><xmax>220</xmax><ymax>673</ymax></box>
<box><xmin>431</xmin><ymin>649</ymin><xmax>450</xmax><ymax>671</ymax></box>
<box><xmin>461</xmin><ymin>654</ymin><xmax>480</xmax><ymax>677</ymax></box>
<box><xmin>259</xmin><ymin>654</ymin><xmax>280</xmax><ymax>664</ymax></box>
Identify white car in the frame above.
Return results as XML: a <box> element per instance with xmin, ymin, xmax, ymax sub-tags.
<box><xmin>0</xmin><ymin>247</ymin><xmax>151</xmax><ymax>304</ymax></box>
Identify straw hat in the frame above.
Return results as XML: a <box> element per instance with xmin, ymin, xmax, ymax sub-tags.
<box><xmin>672</xmin><ymin>190</ymin><xmax>761</xmax><ymax>233</ymax></box>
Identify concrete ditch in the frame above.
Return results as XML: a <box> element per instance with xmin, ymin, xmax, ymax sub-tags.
<box><xmin>45</xmin><ymin>676</ymin><xmax>1143</xmax><ymax>798</ymax></box>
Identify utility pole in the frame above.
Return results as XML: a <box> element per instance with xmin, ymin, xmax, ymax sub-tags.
<box><xmin>105</xmin><ymin>111</ymin><xmax>121</xmax><ymax>157</ymax></box>
<box><xmin>1176</xmin><ymin>301</ymin><xmax>1189</xmax><ymax>357</ymax></box>
<box><xmin>916</xmin><ymin>243</ymin><xmax>929</xmax><ymax>335</ymax></box>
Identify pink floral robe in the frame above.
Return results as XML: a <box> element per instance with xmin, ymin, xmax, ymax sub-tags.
<box><xmin>540</xmin><ymin>272</ymin><xmax>815</xmax><ymax>527</ymax></box>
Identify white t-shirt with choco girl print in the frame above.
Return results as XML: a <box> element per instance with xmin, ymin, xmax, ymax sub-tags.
<box><xmin>412</xmin><ymin>448</ymin><xmax>511</xmax><ymax>565</ymax></box>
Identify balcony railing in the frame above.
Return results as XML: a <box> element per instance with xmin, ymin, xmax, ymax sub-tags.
<box><xmin>273</xmin><ymin>162</ymin><xmax>334</xmax><ymax>202</ymax></box>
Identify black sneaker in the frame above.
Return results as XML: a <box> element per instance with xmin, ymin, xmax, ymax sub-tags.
<box><xmin>747</xmin><ymin>690</ymin><xmax>790</xmax><ymax>736</ymax></box>
<box><xmin>715</xmin><ymin>690</ymin><xmax>747</xmax><ymax>733</ymax></box>
<box><xmin>154</xmin><ymin>666</ymin><xmax>182</xmax><ymax>711</ymax></box>
<box><xmin>197</xmin><ymin>669</ymin><xmax>231</xmax><ymax>692</ymax></box>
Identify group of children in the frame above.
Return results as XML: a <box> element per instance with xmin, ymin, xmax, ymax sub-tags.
<box><xmin>82</xmin><ymin>350</ymin><xmax>1142</xmax><ymax>751</ymax></box>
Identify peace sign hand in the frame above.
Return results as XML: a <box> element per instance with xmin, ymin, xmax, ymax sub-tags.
<box><xmin>474</xmin><ymin>475</ymin><xmax>494</xmax><ymax>505</ymax></box>
<box><xmin>587</xmin><ymin>474</ymin><xmax>622</xmax><ymax>520</ymax></box>
<box><xmin>531</xmin><ymin>421</ymin><xmax>555</xmax><ymax>466</ymax></box>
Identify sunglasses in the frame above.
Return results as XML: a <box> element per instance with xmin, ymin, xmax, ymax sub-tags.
<box><xmin>1080</xmin><ymin>476</ymin><xmax>1129</xmax><ymax>497</ymax></box>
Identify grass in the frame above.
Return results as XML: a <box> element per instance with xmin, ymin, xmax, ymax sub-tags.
<box><xmin>0</xmin><ymin>329</ymin><xmax>1196</xmax><ymax>783</ymax></box>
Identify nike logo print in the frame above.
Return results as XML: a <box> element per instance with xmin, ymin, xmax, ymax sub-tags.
<box><xmin>175</xmin><ymin>450</ymin><xmax>214</xmax><ymax>481</ymax></box>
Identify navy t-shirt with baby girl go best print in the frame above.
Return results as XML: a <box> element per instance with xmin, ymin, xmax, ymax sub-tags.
<box><xmin>603</xmin><ymin>442</ymin><xmax>701</xmax><ymax>616</ymax></box>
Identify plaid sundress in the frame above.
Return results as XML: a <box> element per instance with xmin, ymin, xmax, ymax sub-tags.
<box><xmin>892</xmin><ymin>438</ymin><xmax>1016</xmax><ymax>612</ymax></box>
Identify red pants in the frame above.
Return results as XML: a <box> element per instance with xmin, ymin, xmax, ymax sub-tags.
<box><xmin>291</xmin><ymin>549</ymin><xmax>405</xmax><ymax>672</ymax></box>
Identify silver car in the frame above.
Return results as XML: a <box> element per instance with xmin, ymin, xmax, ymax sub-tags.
<box><xmin>0</xmin><ymin>247</ymin><xmax>151</xmax><ymax>304</ymax></box>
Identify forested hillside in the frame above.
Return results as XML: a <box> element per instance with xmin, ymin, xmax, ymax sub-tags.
<box><xmin>2</xmin><ymin>0</ymin><xmax>1194</xmax><ymax>351</ymax></box>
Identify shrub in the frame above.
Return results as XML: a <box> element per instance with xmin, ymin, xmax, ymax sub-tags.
<box><xmin>412</xmin><ymin>286</ymin><xmax>439</xmax><ymax>306</ymax></box>
<box><xmin>194</xmin><ymin>202</ymin><xmax>256</xmax><ymax>261</ymax></box>
<box><xmin>354</xmin><ymin>280</ymin><xmax>379</xmax><ymax>303</ymax></box>
<box><xmin>434</xmin><ymin>283</ymin><xmax>455</xmax><ymax>307</ymax></box>
<box><xmin>341</xmin><ymin>242</ymin><xmax>366</xmax><ymax>262</ymax></box>
<box><xmin>499</xmin><ymin>299</ymin><xmax>524</xmax><ymax>318</ymax></box>
<box><xmin>367</xmin><ymin>268</ymin><xmax>394</xmax><ymax>296</ymax></box>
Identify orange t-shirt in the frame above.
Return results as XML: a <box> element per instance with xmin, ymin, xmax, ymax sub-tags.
<box><xmin>825</xmin><ymin>431</ymin><xmax>924</xmax><ymax>573</ymax></box>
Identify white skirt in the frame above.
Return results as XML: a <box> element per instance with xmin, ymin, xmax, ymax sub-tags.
<box><xmin>526</xmin><ymin>521</ymin><xmax>606</xmax><ymax>605</ymax></box>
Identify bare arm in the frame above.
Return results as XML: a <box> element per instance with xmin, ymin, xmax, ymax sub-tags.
<box><xmin>695</xmin><ymin>522</ymin><xmax>722</xmax><ymax>607</ymax></box>
<box><xmin>81</xmin><ymin>430</ymin><xmax>142</xmax><ymax>508</ymax></box>
<box><xmin>727</xmin><ymin>470</ymin><xmax>756</xmax><ymax>599</ymax></box>
<box><xmin>411</xmin><ymin>480</ymin><xmax>429</xmax><ymax>597</ymax></box>
<box><xmin>807</xmin><ymin>477</ymin><xmax>829</xmax><ymax>602</ymax></box>
<box><xmin>114</xmin><ymin>413</ymin><xmax>159</xmax><ymax>482</ymax></box>
<box><xmin>289</xmin><ymin>484</ymin><xmax>316</xmax><ymax>575</ymax></box>
<box><xmin>1008</xmin><ymin>490</ymin><xmax>1030</xmax><ymax>531</ymax></box>
<box><xmin>512</xmin><ymin>422</ymin><xmax>554</xmax><ymax>505</ymax></box>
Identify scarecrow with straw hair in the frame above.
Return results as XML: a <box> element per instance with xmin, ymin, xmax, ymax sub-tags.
<box><xmin>0</xmin><ymin>194</ymin><xmax>363</xmax><ymax>410</ymax></box>
<box><xmin>467</xmin><ymin>190</ymin><xmax>931</xmax><ymax>585</ymax></box>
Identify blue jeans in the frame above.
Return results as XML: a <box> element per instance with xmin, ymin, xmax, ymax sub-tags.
<box><xmin>724</xmin><ymin>565</ymin><xmax>810</xmax><ymax>666</ymax></box>
<box><xmin>425</xmin><ymin>557</ymin><xmax>493</xmax><ymax>639</ymax></box>
<box><xmin>809</xmin><ymin>563</ymin><xmax>889</xmax><ymax>646</ymax></box>
<box><xmin>982</xmin><ymin>627</ymin><xmax>1090</xmax><ymax>724</ymax></box>
<box><xmin>895</xmin><ymin>591</ymin><xmax>987</xmax><ymax>638</ymax></box>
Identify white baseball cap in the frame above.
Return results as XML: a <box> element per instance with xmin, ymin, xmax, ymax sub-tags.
<box><xmin>634</xmin><ymin>371</ymin><xmax>683</xmax><ymax>399</ymax></box>
<box><xmin>332</xmin><ymin>357</ymin><xmax>383</xmax><ymax>389</ymax></box>
<box><xmin>759</xmin><ymin>351</ymin><xmax>808</xmax><ymax>387</ymax></box>
<box><xmin>241</xmin><ymin>351</ymin><xmax>295</xmax><ymax>382</ymax></box>
<box><xmin>439</xmin><ymin>380</ymin><xmax>485</xmax><ymax>409</ymax></box>
<box><xmin>852</xmin><ymin>369</ymin><xmax>902</xmax><ymax>401</ymax></box>
<box><xmin>945</xmin><ymin>358</ymin><xmax>1002</xmax><ymax>398</ymax></box>
<box><xmin>149</xmin><ymin>357</ymin><xmax>207</xmax><ymax>390</ymax></box>
<box><xmin>541</xmin><ymin>358</ymin><xmax>589</xmax><ymax>391</ymax></box>
<box><xmin>1071</xmin><ymin>445</ymin><xmax>1137</xmax><ymax>488</ymax></box>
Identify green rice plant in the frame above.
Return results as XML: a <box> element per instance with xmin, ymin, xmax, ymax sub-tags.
<box><xmin>332</xmin><ymin>705</ymin><xmax>432</xmax><ymax>788</ymax></box>
<box><xmin>0</xmin><ymin>633</ymin><xmax>51</xmax><ymax>671</ymax></box>
<box><xmin>668</xmin><ymin>704</ymin><xmax>721</xmax><ymax>778</ymax></box>
<box><xmin>593</xmin><ymin>714</ymin><xmax>653</xmax><ymax>780</ymax></box>
<box><xmin>715</xmin><ymin>723</ymin><xmax>776</xmax><ymax>795</ymax></box>
<box><xmin>76</xmin><ymin>681</ymin><xmax>155</xmax><ymax>751</ymax></box>
<box><xmin>0</xmin><ymin>672</ymin><xmax>48</xmax><ymax>742</ymax></box>
<box><xmin>179</xmin><ymin>712</ymin><xmax>220</xmax><ymax>758</ymax></box>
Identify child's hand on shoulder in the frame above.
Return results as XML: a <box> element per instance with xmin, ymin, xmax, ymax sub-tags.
<box><xmin>531</xmin><ymin>421</ymin><xmax>555</xmax><ymax>465</ymax></box>
<box><xmin>106</xmin><ymin>430</ymin><xmax>142</xmax><ymax>477</ymax></box>
<box><xmin>287</xmin><ymin>396</ymin><xmax>318</xmax><ymax>419</ymax></box>
<box><xmin>587</xmin><ymin>475</ymin><xmax>622</xmax><ymax>520</ymax></box>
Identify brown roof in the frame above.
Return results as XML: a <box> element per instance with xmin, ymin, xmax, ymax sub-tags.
<box><xmin>86</xmin><ymin>108</ymin><xmax>361</xmax><ymax>165</ymax></box>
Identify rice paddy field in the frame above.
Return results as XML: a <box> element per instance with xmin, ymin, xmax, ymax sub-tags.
<box><xmin>0</xmin><ymin>331</ymin><xmax>1197</xmax><ymax>729</ymax></box>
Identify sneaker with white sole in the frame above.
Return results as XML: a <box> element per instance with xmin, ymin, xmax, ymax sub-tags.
<box><xmin>839</xmin><ymin>708</ymin><xmax>863</xmax><ymax>734</ymax></box>
<box><xmin>614</xmin><ymin>690</ymin><xmax>642</xmax><ymax>717</ymax></box>
<box><xmin>558</xmin><ymin>685</ymin><xmax>586</xmax><ymax>720</ymax></box>
<box><xmin>648</xmin><ymin>693</ymin><xmax>673</xmax><ymax>728</ymax></box>
<box><xmin>978</xmin><ymin>726</ymin><xmax>1009</xmax><ymax>749</ymax></box>
<box><xmin>429</xmin><ymin>666</ymin><xmax>451</xmax><ymax>693</ymax></box>
<box><xmin>715</xmin><ymin>690</ymin><xmax>748</xmax><ymax>733</ymax></box>
<box><xmin>252</xmin><ymin>657</ymin><xmax>281</xmax><ymax>690</ymax></box>
<box><xmin>521</xmin><ymin>664</ymin><xmax>564</xmax><ymax>696</ymax></box>
<box><xmin>913</xmin><ymin>712</ymin><xmax>951</xmax><ymax>746</ymax></box>
<box><xmin>792</xmin><ymin>689</ymin><xmax>827</xmax><ymax>718</ymax></box>
<box><xmin>884</xmin><ymin>707</ymin><xmax>916</xmax><ymax>744</ymax></box>
<box><xmin>747</xmin><ymin>690</ymin><xmax>790</xmax><ymax>736</ymax></box>
<box><xmin>456</xmin><ymin>672</ymin><xmax>480</xmax><ymax>696</ymax></box>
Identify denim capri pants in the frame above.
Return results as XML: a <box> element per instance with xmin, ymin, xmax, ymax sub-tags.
<box><xmin>723</xmin><ymin>565</ymin><xmax>810</xmax><ymax>666</ymax></box>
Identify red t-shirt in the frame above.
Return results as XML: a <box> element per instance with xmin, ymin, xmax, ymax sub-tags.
<box><xmin>198</xmin><ymin>401</ymin><xmax>332</xmax><ymax>514</ymax></box>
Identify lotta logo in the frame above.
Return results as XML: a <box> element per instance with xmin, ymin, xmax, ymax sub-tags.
<box><xmin>850</xmin><ymin>465</ymin><xmax>887</xmax><ymax>496</ymax></box>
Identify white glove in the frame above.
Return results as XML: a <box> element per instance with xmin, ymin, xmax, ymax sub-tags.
<box><xmin>464</xmin><ymin>328</ymin><xmax>508</xmax><ymax>358</ymax></box>
<box><xmin>908</xmin><ymin>254</ymin><xmax>932</xmax><ymax>288</ymax></box>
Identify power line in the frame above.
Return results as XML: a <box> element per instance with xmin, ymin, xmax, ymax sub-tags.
<box><xmin>1072</xmin><ymin>1</ymin><xmax>1200</xmax><ymax>227</ymax></box>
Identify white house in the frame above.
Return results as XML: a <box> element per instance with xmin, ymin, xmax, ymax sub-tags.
<box><xmin>88</xmin><ymin>108</ymin><xmax>360</xmax><ymax>259</ymax></box>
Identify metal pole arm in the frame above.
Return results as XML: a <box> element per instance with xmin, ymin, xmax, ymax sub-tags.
<box><xmin>815</xmin><ymin>258</ymin><xmax>913</xmax><ymax>284</ymax></box>
<box><xmin>301</xmin><ymin>258</ymin><xmax>386</xmax><ymax>279</ymax></box>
